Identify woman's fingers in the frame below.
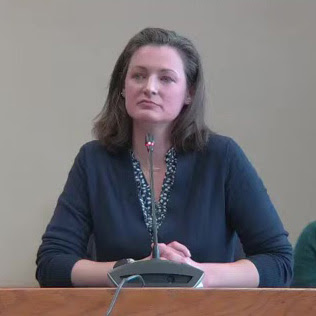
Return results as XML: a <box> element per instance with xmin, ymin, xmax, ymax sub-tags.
<box><xmin>151</xmin><ymin>241</ymin><xmax>192</xmax><ymax>263</ymax></box>
<box><xmin>167</xmin><ymin>241</ymin><xmax>191</xmax><ymax>257</ymax></box>
<box><xmin>152</xmin><ymin>242</ymin><xmax>191</xmax><ymax>264</ymax></box>
<box><xmin>158</xmin><ymin>243</ymin><xmax>186</xmax><ymax>258</ymax></box>
<box><xmin>149</xmin><ymin>242</ymin><xmax>196</xmax><ymax>266</ymax></box>
<box><xmin>160</xmin><ymin>251</ymin><xmax>187</xmax><ymax>263</ymax></box>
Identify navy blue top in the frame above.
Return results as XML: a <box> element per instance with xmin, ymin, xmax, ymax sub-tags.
<box><xmin>36</xmin><ymin>134</ymin><xmax>293</xmax><ymax>287</ymax></box>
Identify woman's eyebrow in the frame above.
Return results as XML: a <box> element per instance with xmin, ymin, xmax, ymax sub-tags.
<box><xmin>130</xmin><ymin>66</ymin><xmax>178</xmax><ymax>75</ymax></box>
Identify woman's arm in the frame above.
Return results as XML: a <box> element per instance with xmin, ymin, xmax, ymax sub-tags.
<box><xmin>71</xmin><ymin>260</ymin><xmax>116</xmax><ymax>287</ymax></box>
<box><xmin>160</xmin><ymin>138</ymin><xmax>292</xmax><ymax>288</ymax></box>
<box><xmin>36</xmin><ymin>145</ymin><xmax>93</xmax><ymax>287</ymax></box>
<box><xmin>159</xmin><ymin>242</ymin><xmax>259</xmax><ymax>287</ymax></box>
<box><xmin>192</xmin><ymin>259</ymin><xmax>259</xmax><ymax>288</ymax></box>
<box><xmin>225</xmin><ymin>139</ymin><xmax>293</xmax><ymax>287</ymax></box>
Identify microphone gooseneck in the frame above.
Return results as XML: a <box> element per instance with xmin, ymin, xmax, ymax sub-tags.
<box><xmin>145</xmin><ymin>133</ymin><xmax>160</xmax><ymax>259</ymax></box>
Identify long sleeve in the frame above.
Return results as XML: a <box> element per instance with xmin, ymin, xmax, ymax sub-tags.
<box><xmin>292</xmin><ymin>221</ymin><xmax>316</xmax><ymax>287</ymax></box>
<box><xmin>225</xmin><ymin>139</ymin><xmax>293</xmax><ymax>287</ymax></box>
<box><xmin>36</xmin><ymin>145</ymin><xmax>92</xmax><ymax>287</ymax></box>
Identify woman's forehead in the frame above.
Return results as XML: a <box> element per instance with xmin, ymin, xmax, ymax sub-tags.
<box><xmin>128</xmin><ymin>45</ymin><xmax>185</xmax><ymax>73</ymax></box>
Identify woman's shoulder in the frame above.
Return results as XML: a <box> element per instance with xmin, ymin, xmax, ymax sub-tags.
<box><xmin>81</xmin><ymin>140</ymin><xmax>126</xmax><ymax>153</ymax></box>
<box><xmin>206</xmin><ymin>133</ymin><xmax>233</xmax><ymax>148</ymax></box>
<box><xmin>201</xmin><ymin>133</ymin><xmax>257</xmax><ymax>179</ymax></box>
<box><xmin>77</xmin><ymin>140</ymin><xmax>126</xmax><ymax>161</ymax></box>
<box><xmin>80</xmin><ymin>140</ymin><xmax>107</xmax><ymax>152</ymax></box>
<box><xmin>203</xmin><ymin>133</ymin><xmax>241</xmax><ymax>158</ymax></box>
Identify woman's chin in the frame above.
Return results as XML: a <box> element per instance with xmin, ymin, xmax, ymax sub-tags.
<box><xmin>131</xmin><ymin>113</ymin><xmax>163</xmax><ymax>123</ymax></box>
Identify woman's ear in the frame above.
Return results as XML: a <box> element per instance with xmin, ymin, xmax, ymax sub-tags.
<box><xmin>185</xmin><ymin>96</ymin><xmax>192</xmax><ymax>104</ymax></box>
<box><xmin>184</xmin><ymin>91</ymin><xmax>192</xmax><ymax>105</ymax></box>
<box><xmin>121</xmin><ymin>89</ymin><xmax>125</xmax><ymax>98</ymax></box>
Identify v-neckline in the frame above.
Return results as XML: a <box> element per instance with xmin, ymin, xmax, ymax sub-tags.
<box><xmin>112</xmin><ymin>148</ymin><xmax>197</xmax><ymax>241</ymax></box>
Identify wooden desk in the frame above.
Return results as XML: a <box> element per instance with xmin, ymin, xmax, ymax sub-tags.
<box><xmin>1</xmin><ymin>288</ymin><xmax>316</xmax><ymax>315</ymax></box>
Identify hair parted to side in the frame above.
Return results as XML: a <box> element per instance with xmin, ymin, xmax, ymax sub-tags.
<box><xmin>93</xmin><ymin>27</ymin><xmax>211</xmax><ymax>153</ymax></box>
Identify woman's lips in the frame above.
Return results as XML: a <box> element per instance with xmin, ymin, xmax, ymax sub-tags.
<box><xmin>138</xmin><ymin>100</ymin><xmax>160</xmax><ymax>107</ymax></box>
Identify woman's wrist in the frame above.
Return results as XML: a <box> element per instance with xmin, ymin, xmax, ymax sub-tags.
<box><xmin>193</xmin><ymin>260</ymin><xmax>259</xmax><ymax>288</ymax></box>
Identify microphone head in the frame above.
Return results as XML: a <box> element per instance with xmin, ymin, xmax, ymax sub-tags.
<box><xmin>145</xmin><ymin>133</ymin><xmax>155</xmax><ymax>152</ymax></box>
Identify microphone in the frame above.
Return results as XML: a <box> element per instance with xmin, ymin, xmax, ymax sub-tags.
<box><xmin>107</xmin><ymin>134</ymin><xmax>204</xmax><ymax>287</ymax></box>
<box><xmin>144</xmin><ymin>133</ymin><xmax>160</xmax><ymax>260</ymax></box>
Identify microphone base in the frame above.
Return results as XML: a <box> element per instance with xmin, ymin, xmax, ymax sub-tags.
<box><xmin>108</xmin><ymin>259</ymin><xmax>204</xmax><ymax>288</ymax></box>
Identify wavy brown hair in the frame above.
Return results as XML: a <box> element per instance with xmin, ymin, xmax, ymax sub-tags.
<box><xmin>93</xmin><ymin>27</ymin><xmax>210</xmax><ymax>153</ymax></box>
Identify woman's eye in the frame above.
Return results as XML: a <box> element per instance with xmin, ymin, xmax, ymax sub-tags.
<box><xmin>133</xmin><ymin>73</ymin><xmax>145</xmax><ymax>80</ymax></box>
<box><xmin>161</xmin><ymin>76</ymin><xmax>174</xmax><ymax>83</ymax></box>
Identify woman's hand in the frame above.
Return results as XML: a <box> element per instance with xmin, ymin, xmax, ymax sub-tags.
<box><xmin>159</xmin><ymin>241</ymin><xmax>191</xmax><ymax>258</ymax></box>
<box><xmin>159</xmin><ymin>241</ymin><xmax>201</xmax><ymax>270</ymax></box>
<box><xmin>144</xmin><ymin>241</ymin><xmax>201</xmax><ymax>270</ymax></box>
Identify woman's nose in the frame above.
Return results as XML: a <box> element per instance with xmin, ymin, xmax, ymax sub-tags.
<box><xmin>144</xmin><ymin>76</ymin><xmax>158</xmax><ymax>96</ymax></box>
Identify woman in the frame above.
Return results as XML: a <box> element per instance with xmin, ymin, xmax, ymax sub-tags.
<box><xmin>36</xmin><ymin>27</ymin><xmax>293</xmax><ymax>287</ymax></box>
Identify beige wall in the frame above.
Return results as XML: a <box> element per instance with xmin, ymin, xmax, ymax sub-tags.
<box><xmin>1</xmin><ymin>0</ymin><xmax>315</xmax><ymax>286</ymax></box>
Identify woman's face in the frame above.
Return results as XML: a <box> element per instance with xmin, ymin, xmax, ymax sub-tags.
<box><xmin>124</xmin><ymin>45</ymin><xmax>190</xmax><ymax>127</ymax></box>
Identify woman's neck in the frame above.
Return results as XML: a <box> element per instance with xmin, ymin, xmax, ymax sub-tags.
<box><xmin>132</xmin><ymin>122</ymin><xmax>172</xmax><ymax>169</ymax></box>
